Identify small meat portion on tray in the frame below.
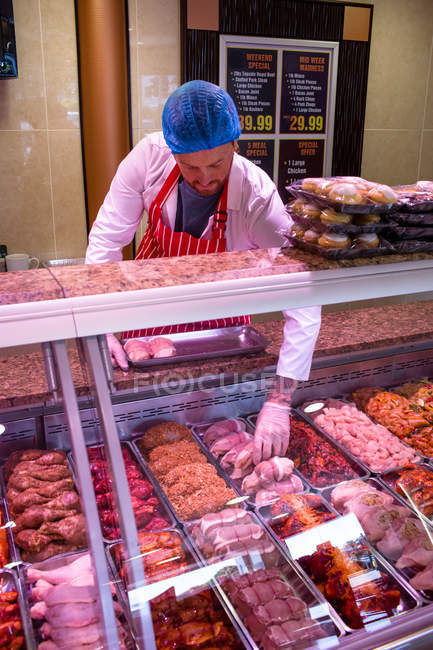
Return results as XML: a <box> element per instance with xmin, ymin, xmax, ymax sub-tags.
<box><xmin>27</xmin><ymin>552</ymin><xmax>132</xmax><ymax>649</ymax></box>
<box><xmin>151</xmin><ymin>586</ymin><xmax>243</xmax><ymax>649</ymax></box>
<box><xmin>87</xmin><ymin>445</ymin><xmax>170</xmax><ymax>539</ymax></box>
<box><xmin>269</xmin><ymin>494</ymin><xmax>336</xmax><ymax>538</ymax></box>
<box><xmin>313</xmin><ymin>402</ymin><xmax>419</xmax><ymax>471</ymax></box>
<box><xmin>112</xmin><ymin>529</ymin><xmax>191</xmax><ymax>586</ymax></box>
<box><xmin>0</xmin><ymin>587</ymin><xmax>25</xmax><ymax>648</ymax></box>
<box><xmin>190</xmin><ymin>507</ymin><xmax>279</xmax><ymax>564</ymax></box>
<box><xmin>298</xmin><ymin>540</ymin><xmax>402</xmax><ymax>629</ymax></box>
<box><xmin>4</xmin><ymin>448</ymin><xmax>86</xmax><ymax>562</ymax></box>
<box><xmin>288</xmin><ymin>416</ymin><xmax>359</xmax><ymax>487</ymax></box>
<box><xmin>220</xmin><ymin>568</ymin><xmax>326</xmax><ymax>649</ymax></box>
<box><xmin>124</xmin><ymin>336</ymin><xmax>176</xmax><ymax>362</ymax></box>
<box><xmin>384</xmin><ymin>465</ymin><xmax>433</xmax><ymax>519</ymax></box>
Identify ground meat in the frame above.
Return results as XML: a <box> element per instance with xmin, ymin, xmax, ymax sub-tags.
<box><xmin>149</xmin><ymin>440</ymin><xmax>206</xmax><ymax>470</ymax></box>
<box><xmin>136</xmin><ymin>422</ymin><xmax>193</xmax><ymax>456</ymax></box>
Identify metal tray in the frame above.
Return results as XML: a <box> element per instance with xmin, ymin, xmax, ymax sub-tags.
<box><xmin>279</xmin><ymin>512</ymin><xmax>422</xmax><ymax>634</ymax></box>
<box><xmin>68</xmin><ymin>441</ymin><xmax>176</xmax><ymax>542</ymax></box>
<box><xmin>246</xmin><ymin>410</ymin><xmax>370</xmax><ymax>492</ymax></box>
<box><xmin>107</xmin><ymin>532</ymin><xmax>250</xmax><ymax>649</ymax></box>
<box><xmin>0</xmin><ymin>567</ymin><xmax>35</xmax><ymax>649</ymax></box>
<box><xmin>0</xmin><ymin>454</ymin><xmax>84</xmax><ymax>566</ymax></box>
<box><xmin>197</xmin><ymin>511</ymin><xmax>344</xmax><ymax>648</ymax></box>
<box><xmin>191</xmin><ymin>418</ymin><xmax>309</xmax><ymax>507</ymax></box>
<box><xmin>297</xmin><ymin>398</ymin><xmax>421</xmax><ymax>475</ymax></box>
<box><xmin>255</xmin><ymin>493</ymin><xmax>339</xmax><ymax>553</ymax></box>
<box><xmin>320</xmin><ymin>477</ymin><xmax>433</xmax><ymax>604</ymax></box>
<box><xmin>122</xmin><ymin>325</ymin><xmax>268</xmax><ymax>367</ymax></box>
<box><xmin>22</xmin><ymin>550</ymin><xmax>137</xmax><ymax>649</ymax></box>
<box><xmin>378</xmin><ymin>462</ymin><xmax>433</xmax><ymax>525</ymax></box>
<box><xmin>130</xmin><ymin>433</ymin><xmax>242</xmax><ymax>526</ymax></box>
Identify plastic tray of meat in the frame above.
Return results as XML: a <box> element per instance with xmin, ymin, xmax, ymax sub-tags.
<box><xmin>122</xmin><ymin>325</ymin><xmax>268</xmax><ymax>367</ymax></box>
<box><xmin>194</xmin><ymin>517</ymin><xmax>344</xmax><ymax>649</ymax></box>
<box><xmin>297</xmin><ymin>397</ymin><xmax>421</xmax><ymax>474</ymax></box>
<box><xmin>255</xmin><ymin>493</ymin><xmax>339</xmax><ymax>555</ymax></box>
<box><xmin>378</xmin><ymin>463</ymin><xmax>433</xmax><ymax>524</ymax></box>
<box><xmin>191</xmin><ymin>418</ymin><xmax>309</xmax><ymax>507</ymax></box>
<box><xmin>68</xmin><ymin>442</ymin><xmax>175</xmax><ymax>542</ymax></box>
<box><xmin>107</xmin><ymin>527</ymin><xmax>201</xmax><ymax>601</ymax></box>
<box><xmin>131</xmin><ymin>427</ymin><xmax>241</xmax><ymax>524</ymax></box>
<box><xmin>348</xmin><ymin>386</ymin><xmax>433</xmax><ymax>459</ymax></box>
<box><xmin>0</xmin><ymin>450</ymin><xmax>87</xmax><ymax>564</ymax></box>
<box><xmin>108</xmin><ymin>533</ymin><xmax>249</xmax><ymax>650</ymax></box>
<box><xmin>321</xmin><ymin>477</ymin><xmax>433</xmax><ymax>604</ymax></box>
<box><xmin>22</xmin><ymin>550</ymin><xmax>137</xmax><ymax>649</ymax></box>
<box><xmin>0</xmin><ymin>568</ymin><xmax>35</xmax><ymax>649</ymax></box>
<box><xmin>246</xmin><ymin>410</ymin><xmax>369</xmax><ymax>492</ymax></box>
<box><xmin>280</xmin><ymin>512</ymin><xmax>422</xmax><ymax>634</ymax></box>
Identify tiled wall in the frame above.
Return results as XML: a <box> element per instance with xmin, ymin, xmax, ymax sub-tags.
<box><xmin>0</xmin><ymin>0</ymin><xmax>432</xmax><ymax>265</ymax></box>
<box><xmin>0</xmin><ymin>0</ymin><xmax>87</xmax><ymax>264</ymax></box>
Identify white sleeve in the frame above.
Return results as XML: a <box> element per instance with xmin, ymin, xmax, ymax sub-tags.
<box><xmin>276</xmin><ymin>306</ymin><xmax>322</xmax><ymax>380</ymax></box>
<box><xmin>85</xmin><ymin>139</ymin><xmax>151</xmax><ymax>264</ymax></box>
<box><xmin>247</xmin><ymin>184</ymin><xmax>292</xmax><ymax>249</ymax></box>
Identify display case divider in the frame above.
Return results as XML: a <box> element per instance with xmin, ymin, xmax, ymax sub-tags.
<box><xmin>41</xmin><ymin>341</ymin><xmax>61</xmax><ymax>405</ymax></box>
<box><xmin>51</xmin><ymin>339</ymin><xmax>121</xmax><ymax>649</ymax></box>
<box><xmin>81</xmin><ymin>334</ymin><xmax>156</xmax><ymax>650</ymax></box>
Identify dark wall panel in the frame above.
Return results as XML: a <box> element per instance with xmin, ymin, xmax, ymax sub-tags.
<box><xmin>181</xmin><ymin>0</ymin><xmax>372</xmax><ymax>176</ymax></box>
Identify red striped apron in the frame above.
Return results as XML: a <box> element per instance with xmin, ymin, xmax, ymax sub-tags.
<box><xmin>122</xmin><ymin>164</ymin><xmax>251</xmax><ymax>339</ymax></box>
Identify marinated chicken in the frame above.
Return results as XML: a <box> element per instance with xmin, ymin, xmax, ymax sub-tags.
<box><xmin>4</xmin><ymin>448</ymin><xmax>85</xmax><ymax>562</ymax></box>
<box><xmin>0</xmin><ymin>588</ymin><xmax>25</xmax><ymax>648</ymax></box>
<box><xmin>288</xmin><ymin>416</ymin><xmax>359</xmax><ymax>487</ymax></box>
<box><xmin>269</xmin><ymin>494</ymin><xmax>336</xmax><ymax>538</ymax></box>
<box><xmin>298</xmin><ymin>540</ymin><xmax>401</xmax><ymax>629</ymax></box>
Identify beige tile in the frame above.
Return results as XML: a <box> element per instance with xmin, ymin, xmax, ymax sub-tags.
<box><xmin>40</xmin><ymin>0</ymin><xmax>80</xmax><ymax>130</ymax></box>
<box><xmin>48</xmin><ymin>130</ymin><xmax>88</xmax><ymax>260</ymax></box>
<box><xmin>361</xmin><ymin>129</ymin><xmax>421</xmax><ymax>184</ymax></box>
<box><xmin>0</xmin><ymin>63</ymin><xmax>46</xmax><ymax>130</ymax></box>
<box><xmin>135</xmin><ymin>0</ymin><xmax>180</xmax><ymax>132</ymax></box>
<box><xmin>11</xmin><ymin>0</ymin><xmax>43</xmax><ymax>68</ymax></box>
<box><xmin>419</xmin><ymin>130</ymin><xmax>433</xmax><ymax>181</ymax></box>
<box><xmin>0</xmin><ymin>131</ymin><xmax>55</xmax><ymax>260</ymax></box>
<box><xmin>364</xmin><ymin>0</ymin><xmax>433</xmax><ymax>129</ymax></box>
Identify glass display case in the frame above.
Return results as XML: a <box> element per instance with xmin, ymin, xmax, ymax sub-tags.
<box><xmin>1</xmin><ymin>248</ymin><xmax>433</xmax><ymax>649</ymax></box>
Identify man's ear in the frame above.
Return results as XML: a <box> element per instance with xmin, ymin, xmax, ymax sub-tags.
<box><xmin>233</xmin><ymin>140</ymin><xmax>239</xmax><ymax>153</ymax></box>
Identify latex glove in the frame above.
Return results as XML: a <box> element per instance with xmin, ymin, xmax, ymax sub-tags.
<box><xmin>106</xmin><ymin>333</ymin><xmax>129</xmax><ymax>371</ymax></box>
<box><xmin>253</xmin><ymin>401</ymin><xmax>291</xmax><ymax>464</ymax></box>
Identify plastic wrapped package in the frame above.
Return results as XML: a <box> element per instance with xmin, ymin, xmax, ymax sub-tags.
<box><xmin>285</xmin><ymin>233</ymin><xmax>395</xmax><ymax>260</ymax></box>
<box><xmin>392</xmin><ymin>182</ymin><xmax>433</xmax><ymax>212</ymax></box>
<box><xmin>287</xmin><ymin>177</ymin><xmax>399</xmax><ymax>214</ymax></box>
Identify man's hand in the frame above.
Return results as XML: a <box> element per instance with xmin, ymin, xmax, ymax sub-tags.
<box><xmin>106</xmin><ymin>333</ymin><xmax>129</xmax><ymax>371</ymax></box>
<box><xmin>253</xmin><ymin>402</ymin><xmax>291</xmax><ymax>464</ymax></box>
<box><xmin>253</xmin><ymin>376</ymin><xmax>297</xmax><ymax>464</ymax></box>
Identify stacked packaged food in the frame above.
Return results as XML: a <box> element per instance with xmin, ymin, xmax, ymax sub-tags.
<box><xmin>285</xmin><ymin>176</ymin><xmax>433</xmax><ymax>257</ymax></box>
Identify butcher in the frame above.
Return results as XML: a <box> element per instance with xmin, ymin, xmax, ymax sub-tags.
<box><xmin>86</xmin><ymin>80</ymin><xmax>321</xmax><ymax>463</ymax></box>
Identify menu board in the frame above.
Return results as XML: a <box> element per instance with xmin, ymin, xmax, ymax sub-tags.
<box><xmin>227</xmin><ymin>48</ymin><xmax>277</xmax><ymax>134</ymax></box>
<box><xmin>280</xmin><ymin>51</ymin><xmax>329</xmax><ymax>134</ymax></box>
<box><xmin>221</xmin><ymin>36</ymin><xmax>338</xmax><ymax>200</ymax></box>
<box><xmin>277</xmin><ymin>139</ymin><xmax>325</xmax><ymax>198</ymax></box>
<box><xmin>237</xmin><ymin>139</ymin><xmax>275</xmax><ymax>179</ymax></box>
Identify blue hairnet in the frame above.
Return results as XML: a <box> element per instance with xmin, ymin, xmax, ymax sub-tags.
<box><xmin>162</xmin><ymin>80</ymin><xmax>241</xmax><ymax>154</ymax></box>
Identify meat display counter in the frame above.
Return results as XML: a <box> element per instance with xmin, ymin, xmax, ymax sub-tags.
<box><xmin>1</xmin><ymin>248</ymin><xmax>433</xmax><ymax>649</ymax></box>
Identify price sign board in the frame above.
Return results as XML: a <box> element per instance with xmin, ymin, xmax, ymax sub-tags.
<box><xmin>280</xmin><ymin>51</ymin><xmax>329</xmax><ymax>134</ymax></box>
<box><xmin>220</xmin><ymin>36</ymin><xmax>338</xmax><ymax>201</ymax></box>
<box><xmin>237</xmin><ymin>139</ymin><xmax>275</xmax><ymax>179</ymax></box>
<box><xmin>277</xmin><ymin>139</ymin><xmax>325</xmax><ymax>198</ymax></box>
<box><xmin>227</xmin><ymin>48</ymin><xmax>277</xmax><ymax>134</ymax></box>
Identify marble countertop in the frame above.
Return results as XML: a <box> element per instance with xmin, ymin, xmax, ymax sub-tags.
<box><xmin>2</xmin><ymin>247</ymin><xmax>433</xmax><ymax>305</ymax></box>
<box><xmin>2</xmin><ymin>300</ymin><xmax>433</xmax><ymax>409</ymax></box>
